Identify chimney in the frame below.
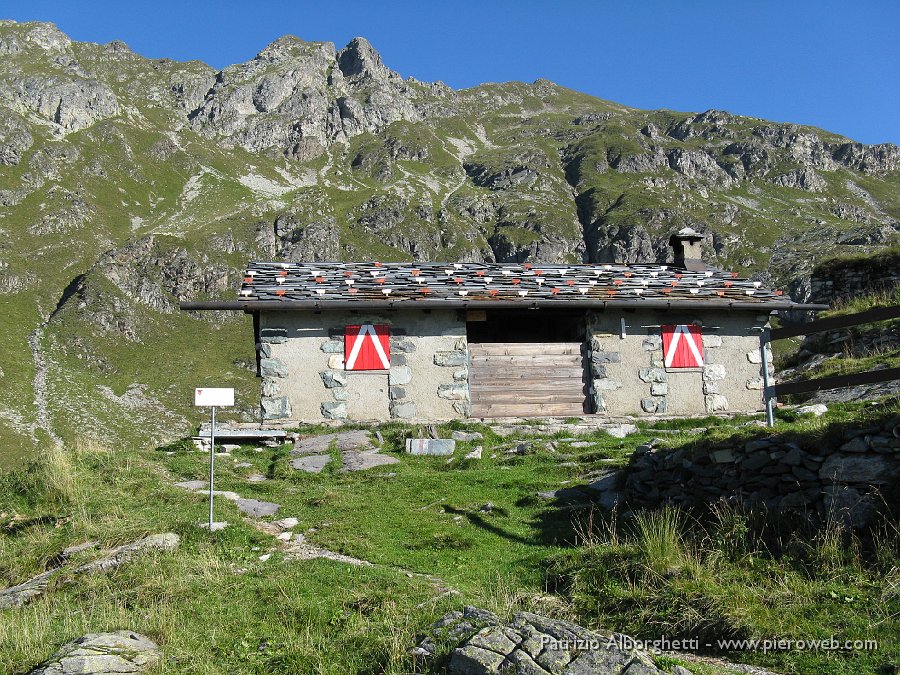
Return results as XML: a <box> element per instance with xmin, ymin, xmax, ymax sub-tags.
<box><xmin>669</xmin><ymin>227</ymin><xmax>707</xmax><ymax>271</ymax></box>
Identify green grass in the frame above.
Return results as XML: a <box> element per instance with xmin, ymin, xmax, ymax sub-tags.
<box><xmin>2</xmin><ymin>409</ymin><xmax>899</xmax><ymax>673</ymax></box>
<box><xmin>773</xmin><ymin>286</ymin><xmax>899</xmax><ymax>382</ymax></box>
<box><xmin>0</xmin><ymin>423</ymin><xmax>602</xmax><ymax>673</ymax></box>
<box><xmin>819</xmin><ymin>286</ymin><xmax>900</xmax><ymax>319</ymax></box>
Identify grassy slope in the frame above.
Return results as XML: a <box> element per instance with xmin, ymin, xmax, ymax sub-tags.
<box><xmin>773</xmin><ymin>283</ymin><xmax>900</xmax><ymax>389</ymax></box>
<box><xmin>2</xmin><ymin>406</ymin><xmax>898</xmax><ymax>674</ymax></box>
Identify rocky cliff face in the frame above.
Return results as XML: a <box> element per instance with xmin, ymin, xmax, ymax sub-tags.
<box><xmin>0</xmin><ymin>19</ymin><xmax>897</xmax><ymax>453</ymax></box>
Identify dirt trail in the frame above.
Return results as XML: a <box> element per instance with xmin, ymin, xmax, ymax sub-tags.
<box><xmin>27</xmin><ymin>321</ymin><xmax>62</xmax><ymax>447</ymax></box>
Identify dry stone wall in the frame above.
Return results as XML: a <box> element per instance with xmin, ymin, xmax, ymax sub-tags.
<box><xmin>624</xmin><ymin>414</ymin><xmax>900</xmax><ymax>527</ymax></box>
<box><xmin>809</xmin><ymin>252</ymin><xmax>900</xmax><ymax>305</ymax></box>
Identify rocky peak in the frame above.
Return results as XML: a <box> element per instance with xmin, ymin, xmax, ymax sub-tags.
<box><xmin>103</xmin><ymin>39</ymin><xmax>133</xmax><ymax>55</ymax></box>
<box><xmin>19</xmin><ymin>21</ymin><xmax>72</xmax><ymax>53</ymax></box>
<box><xmin>0</xmin><ymin>20</ymin><xmax>73</xmax><ymax>57</ymax></box>
<box><xmin>337</xmin><ymin>37</ymin><xmax>395</xmax><ymax>84</ymax></box>
<box><xmin>254</xmin><ymin>34</ymin><xmax>336</xmax><ymax>65</ymax></box>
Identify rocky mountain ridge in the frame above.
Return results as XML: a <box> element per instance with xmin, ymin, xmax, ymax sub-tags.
<box><xmin>0</xmin><ymin>19</ymin><xmax>897</xmax><ymax>455</ymax></box>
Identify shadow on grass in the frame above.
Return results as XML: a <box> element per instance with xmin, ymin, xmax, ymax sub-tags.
<box><xmin>0</xmin><ymin>514</ymin><xmax>59</xmax><ymax>535</ymax></box>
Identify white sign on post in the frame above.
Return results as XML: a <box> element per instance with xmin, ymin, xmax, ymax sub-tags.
<box><xmin>194</xmin><ymin>388</ymin><xmax>235</xmax><ymax>407</ymax></box>
<box><xmin>195</xmin><ymin>387</ymin><xmax>235</xmax><ymax>532</ymax></box>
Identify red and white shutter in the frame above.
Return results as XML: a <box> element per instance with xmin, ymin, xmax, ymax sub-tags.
<box><xmin>344</xmin><ymin>324</ymin><xmax>391</xmax><ymax>371</ymax></box>
<box><xmin>662</xmin><ymin>324</ymin><xmax>704</xmax><ymax>368</ymax></box>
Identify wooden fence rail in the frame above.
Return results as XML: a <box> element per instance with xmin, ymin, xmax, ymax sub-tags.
<box><xmin>761</xmin><ymin>304</ymin><xmax>900</xmax><ymax>426</ymax></box>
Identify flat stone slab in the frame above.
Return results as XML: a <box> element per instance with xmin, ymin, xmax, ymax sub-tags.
<box><xmin>419</xmin><ymin>608</ymin><xmax>676</xmax><ymax>675</ymax></box>
<box><xmin>291</xmin><ymin>455</ymin><xmax>333</xmax><ymax>473</ymax></box>
<box><xmin>406</xmin><ymin>438</ymin><xmax>456</xmax><ymax>456</ymax></box>
<box><xmin>332</xmin><ymin>430</ymin><xmax>373</xmax><ymax>451</ymax></box>
<box><xmin>291</xmin><ymin>436</ymin><xmax>334</xmax><ymax>455</ymax></box>
<box><xmin>342</xmin><ymin>450</ymin><xmax>400</xmax><ymax>471</ymax></box>
<box><xmin>451</xmin><ymin>431</ymin><xmax>483</xmax><ymax>442</ymax></box>
<box><xmin>208</xmin><ymin>489</ymin><xmax>242</xmax><ymax>501</ymax></box>
<box><xmin>604</xmin><ymin>424</ymin><xmax>638</xmax><ymax>439</ymax></box>
<box><xmin>283</xmin><ymin>540</ymin><xmax>373</xmax><ymax>566</ymax></box>
<box><xmin>233</xmin><ymin>498</ymin><xmax>280</xmax><ymax>518</ymax></box>
<box><xmin>29</xmin><ymin>630</ymin><xmax>160</xmax><ymax>674</ymax></box>
<box><xmin>247</xmin><ymin>473</ymin><xmax>267</xmax><ymax>482</ymax></box>
<box><xmin>587</xmin><ymin>473</ymin><xmax>618</xmax><ymax>493</ymax></box>
<box><xmin>292</xmin><ymin>430</ymin><xmax>372</xmax><ymax>455</ymax></box>
<box><xmin>795</xmin><ymin>403</ymin><xmax>828</xmax><ymax>416</ymax></box>
<box><xmin>60</xmin><ymin>541</ymin><xmax>99</xmax><ymax>560</ymax></box>
<box><xmin>174</xmin><ymin>480</ymin><xmax>207</xmax><ymax>490</ymax></box>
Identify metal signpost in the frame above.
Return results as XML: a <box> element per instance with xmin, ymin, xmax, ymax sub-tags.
<box><xmin>194</xmin><ymin>388</ymin><xmax>235</xmax><ymax>530</ymax></box>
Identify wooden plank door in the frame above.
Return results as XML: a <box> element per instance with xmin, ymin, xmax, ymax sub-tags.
<box><xmin>468</xmin><ymin>342</ymin><xmax>588</xmax><ymax>417</ymax></box>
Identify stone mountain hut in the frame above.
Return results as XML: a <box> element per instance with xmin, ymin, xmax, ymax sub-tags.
<box><xmin>181</xmin><ymin>229</ymin><xmax>826</xmax><ymax>423</ymax></box>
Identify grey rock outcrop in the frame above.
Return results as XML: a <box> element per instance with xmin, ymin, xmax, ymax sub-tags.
<box><xmin>71</xmin><ymin>533</ymin><xmax>180</xmax><ymax>574</ymax></box>
<box><xmin>0</xmin><ymin>533</ymin><xmax>179</xmax><ymax>609</ymax></box>
<box><xmin>667</xmin><ymin>148</ymin><xmax>732</xmax><ymax>184</ymax></box>
<box><xmin>29</xmin><ymin>631</ymin><xmax>160</xmax><ymax>674</ymax></box>
<box><xmin>0</xmin><ymin>569</ymin><xmax>59</xmax><ymax>609</ymax></box>
<box><xmin>13</xmin><ymin>76</ymin><xmax>119</xmax><ymax>131</ymax></box>
<box><xmin>187</xmin><ymin>34</ymin><xmax>430</xmax><ymax>154</ymax></box>
<box><xmin>276</xmin><ymin>214</ymin><xmax>342</xmax><ymax>261</ymax></box>
<box><xmin>91</xmin><ymin>236</ymin><xmax>233</xmax><ymax>315</ymax></box>
<box><xmin>769</xmin><ymin>167</ymin><xmax>826</xmax><ymax>192</ymax></box>
<box><xmin>0</xmin><ymin>109</ymin><xmax>33</xmax><ymax>165</ymax></box>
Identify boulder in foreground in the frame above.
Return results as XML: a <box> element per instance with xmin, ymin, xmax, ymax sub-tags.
<box><xmin>29</xmin><ymin>631</ymin><xmax>160</xmax><ymax>674</ymax></box>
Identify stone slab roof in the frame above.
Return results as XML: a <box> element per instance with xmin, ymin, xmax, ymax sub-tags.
<box><xmin>237</xmin><ymin>261</ymin><xmax>787</xmax><ymax>306</ymax></box>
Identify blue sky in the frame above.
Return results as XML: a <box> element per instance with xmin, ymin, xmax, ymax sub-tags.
<box><xmin>4</xmin><ymin>1</ymin><xmax>899</xmax><ymax>144</ymax></box>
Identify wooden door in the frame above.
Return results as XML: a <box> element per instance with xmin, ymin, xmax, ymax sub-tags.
<box><xmin>468</xmin><ymin>342</ymin><xmax>588</xmax><ymax>417</ymax></box>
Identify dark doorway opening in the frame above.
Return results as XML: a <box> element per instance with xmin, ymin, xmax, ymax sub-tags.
<box><xmin>466</xmin><ymin>308</ymin><xmax>588</xmax><ymax>343</ymax></box>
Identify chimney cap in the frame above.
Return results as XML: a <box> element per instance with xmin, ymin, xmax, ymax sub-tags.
<box><xmin>669</xmin><ymin>227</ymin><xmax>703</xmax><ymax>243</ymax></box>
<box><xmin>669</xmin><ymin>227</ymin><xmax>707</xmax><ymax>271</ymax></box>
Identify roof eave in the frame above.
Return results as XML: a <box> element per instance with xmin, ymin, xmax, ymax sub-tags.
<box><xmin>179</xmin><ymin>299</ymin><xmax>830</xmax><ymax>312</ymax></box>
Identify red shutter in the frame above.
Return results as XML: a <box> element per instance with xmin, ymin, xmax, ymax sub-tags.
<box><xmin>662</xmin><ymin>324</ymin><xmax>704</xmax><ymax>368</ymax></box>
<box><xmin>344</xmin><ymin>324</ymin><xmax>391</xmax><ymax>370</ymax></box>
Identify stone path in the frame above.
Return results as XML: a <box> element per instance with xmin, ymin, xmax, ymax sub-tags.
<box><xmin>290</xmin><ymin>430</ymin><xmax>399</xmax><ymax>473</ymax></box>
<box><xmin>173</xmin><ymin>481</ymin><xmax>281</xmax><ymax>518</ymax></box>
<box><xmin>248</xmin><ymin>518</ymin><xmax>457</xmax><ymax>600</ymax></box>
<box><xmin>290</xmin><ymin>454</ymin><xmax>332</xmax><ymax>473</ymax></box>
